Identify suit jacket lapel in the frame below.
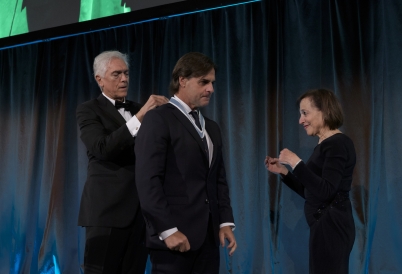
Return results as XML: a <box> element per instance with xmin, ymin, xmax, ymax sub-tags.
<box><xmin>96</xmin><ymin>94</ymin><xmax>127</xmax><ymax>126</ymax></box>
<box><xmin>170</xmin><ymin>105</ymin><xmax>209</xmax><ymax>161</ymax></box>
<box><xmin>205</xmin><ymin>120</ymin><xmax>218</xmax><ymax>167</ymax></box>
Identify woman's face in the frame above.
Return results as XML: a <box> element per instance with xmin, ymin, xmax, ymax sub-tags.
<box><xmin>299</xmin><ymin>97</ymin><xmax>326</xmax><ymax>136</ymax></box>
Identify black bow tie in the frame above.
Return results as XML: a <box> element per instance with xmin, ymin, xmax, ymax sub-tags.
<box><xmin>115</xmin><ymin>100</ymin><xmax>132</xmax><ymax>111</ymax></box>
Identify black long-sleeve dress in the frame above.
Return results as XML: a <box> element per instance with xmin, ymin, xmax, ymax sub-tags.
<box><xmin>282</xmin><ymin>133</ymin><xmax>356</xmax><ymax>274</ymax></box>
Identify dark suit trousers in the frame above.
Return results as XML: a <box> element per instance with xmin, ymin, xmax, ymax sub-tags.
<box><xmin>84</xmin><ymin>209</ymin><xmax>148</xmax><ymax>274</ymax></box>
<box><xmin>149</xmin><ymin>215</ymin><xmax>219</xmax><ymax>274</ymax></box>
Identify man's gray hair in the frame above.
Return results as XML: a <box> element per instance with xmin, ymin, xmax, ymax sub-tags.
<box><xmin>93</xmin><ymin>51</ymin><xmax>129</xmax><ymax>79</ymax></box>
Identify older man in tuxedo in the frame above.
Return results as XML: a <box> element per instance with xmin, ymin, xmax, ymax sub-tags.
<box><xmin>135</xmin><ymin>52</ymin><xmax>237</xmax><ymax>273</ymax></box>
<box><xmin>76</xmin><ymin>50</ymin><xmax>168</xmax><ymax>273</ymax></box>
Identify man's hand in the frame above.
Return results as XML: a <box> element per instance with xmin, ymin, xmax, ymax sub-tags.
<box><xmin>219</xmin><ymin>226</ymin><xmax>237</xmax><ymax>256</ymax></box>
<box><xmin>136</xmin><ymin>95</ymin><xmax>169</xmax><ymax>122</ymax></box>
<box><xmin>164</xmin><ymin>231</ymin><xmax>191</xmax><ymax>252</ymax></box>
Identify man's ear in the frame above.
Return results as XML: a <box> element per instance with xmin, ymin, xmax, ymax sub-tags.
<box><xmin>179</xmin><ymin>76</ymin><xmax>187</xmax><ymax>88</ymax></box>
<box><xmin>95</xmin><ymin>75</ymin><xmax>103</xmax><ymax>88</ymax></box>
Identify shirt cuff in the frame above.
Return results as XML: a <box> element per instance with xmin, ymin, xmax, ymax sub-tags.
<box><xmin>159</xmin><ymin>227</ymin><xmax>178</xmax><ymax>241</ymax></box>
<box><xmin>159</xmin><ymin>223</ymin><xmax>236</xmax><ymax>241</ymax></box>
<box><xmin>292</xmin><ymin>159</ymin><xmax>302</xmax><ymax>170</ymax></box>
<box><xmin>126</xmin><ymin>115</ymin><xmax>141</xmax><ymax>137</ymax></box>
<box><xmin>220</xmin><ymin>222</ymin><xmax>236</xmax><ymax>231</ymax></box>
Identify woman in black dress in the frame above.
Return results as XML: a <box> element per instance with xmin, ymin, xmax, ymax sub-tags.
<box><xmin>265</xmin><ymin>89</ymin><xmax>356</xmax><ymax>274</ymax></box>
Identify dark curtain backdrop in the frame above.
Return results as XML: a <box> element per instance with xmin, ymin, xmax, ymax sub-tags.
<box><xmin>1</xmin><ymin>0</ymin><xmax>401</xmax><ymax>273</ymax></box>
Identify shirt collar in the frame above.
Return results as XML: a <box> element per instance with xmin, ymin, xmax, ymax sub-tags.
<box><xmin>173</xmin><ymin>95</ymin><xmax>196</xmax><ymax>114</ymax></box>
<box><xmin>102</xmin><ymin>93</ymin><xmax>125</xmax><ymax>105</ymax></box>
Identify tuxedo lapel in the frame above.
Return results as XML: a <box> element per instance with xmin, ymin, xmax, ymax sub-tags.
<box><xmin>96</xmin><ymin>94</ymin><xmax>127</xmax><ymax>126</ymax></box>
<box><xmin>127</xmin><ymin>101</ymin><xmax>140</xmax><ymax>117</ymax></box>
<box><xmin>170</xmin><ymin>105</ymin><xmax>209</xmax><ymax>161</ymax></box>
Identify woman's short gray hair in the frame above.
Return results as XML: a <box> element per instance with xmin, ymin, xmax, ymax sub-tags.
<box><xmin>93</xmin><ymin>51</ymin><xmax>129</xmax><ymax>79</ymax></box>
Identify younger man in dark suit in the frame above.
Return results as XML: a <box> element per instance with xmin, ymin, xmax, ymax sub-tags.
<box><xmin>76</xmin><ymin>50</ymin><xmax>168</xmax><ymax>273</ymax></box>
<box><xmin>135</xmin><ymin>52</ymin><xmax>237</xmax><ymax>273</ymax></box>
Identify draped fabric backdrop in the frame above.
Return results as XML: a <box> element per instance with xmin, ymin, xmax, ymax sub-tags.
<box><xmin>1</xmin><ymin>0</ymin><xmax>401</xmax><ymax>273</ymax></box>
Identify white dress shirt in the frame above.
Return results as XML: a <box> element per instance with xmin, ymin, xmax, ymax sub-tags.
<box><xmin>102</xmin><ymin>93</ymin><xmax>141</xmax><ymax>137</ymax></box>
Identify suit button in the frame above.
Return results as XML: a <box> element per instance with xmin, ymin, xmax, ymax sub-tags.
<box><xmin>205</xmin><ymin>199</ymin><xmax>209</xmax><ymax>204</ymax></box>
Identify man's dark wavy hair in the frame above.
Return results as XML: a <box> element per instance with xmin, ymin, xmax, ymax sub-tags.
<box><xmin>169</xmin><ymin>52</ymin><xmax>216</xmax><ymax>96</ymax></box>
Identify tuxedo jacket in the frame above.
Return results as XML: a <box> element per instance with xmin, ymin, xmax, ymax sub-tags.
<box><xmin>135</xmin><ymin>103</ymin><xmax>235</xmax><ymax>250</ymax></box>
<box><xmin>76</xmin><ymin>94</ymin><xmax>142</xmax><ymax>228</ymax></box>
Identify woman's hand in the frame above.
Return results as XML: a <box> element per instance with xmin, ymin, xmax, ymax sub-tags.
<box><xmin>278</xmin><ymin>148</ymin><xmax>301</xmax><ymax>169</ymax></box>
<box><xmin>265</xmin><ymin>156</ymin><xmax>288</xmax><ymax>175</ymax></box>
